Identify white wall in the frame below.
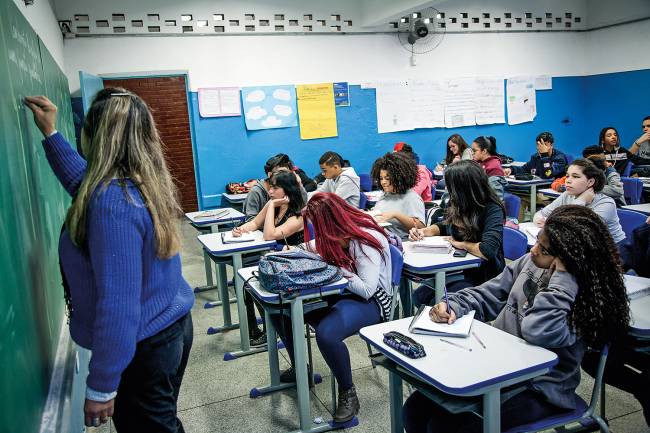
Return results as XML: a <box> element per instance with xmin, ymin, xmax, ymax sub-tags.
<box><xmin>63</xmin><ymin>31</ymin><xmax>587</xmax><ymax>92</ymax></box>
<box><xmin>13</xmin><ymin>0</ymin><xmax>65</xmax><ymax>70</ymax></box>
<box><xmin>585</xmin><ymin>19</ymin><xmax>650</xmax><ymax>75</ymax></box>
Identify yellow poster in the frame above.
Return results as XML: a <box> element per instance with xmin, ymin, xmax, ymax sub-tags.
<box><xmin>296</xmin><ymin>83</ymin><xmax>338</xmax><ymax>140</ymax></box>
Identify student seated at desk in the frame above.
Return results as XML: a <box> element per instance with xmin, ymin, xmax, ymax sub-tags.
<box><xmin>243</xmin><ymin>154</ymin><xmax>309</xmax><ymax>220</ymax></box>
<box><xmin>435</xmin><ymin>134</ymin><xmax>473</xmax><ymax>171</ymax></box>
<box><xmin>599</xmin><ymin>126</ymin><xmax>635</xmax><ymax>175</ymax></box>
<box><xmin>235</xmin><ymin>170</ymin><xmax>306</xmax><ymax>346</ymax></box>
<box><xmin>533</xmin><ymin>159</ymin><xmax>626</xmax><ymax>246</ymax></box>
<box><xmin>272</xmin><ymin>192</ymin><xmax>393</xmax><ymax>423</ymax></box>
<box><xmin>315</xmin><ymin>151</ymin><xmax>361</xmax><ymax>207</ymax></box>
<box><xmin>629</xmin><ymin>116</ymin><xmax>650</xmax><ymax>171</ymax></box>
<box><xmin>371</xmin><ymin>152</ymin><xmax>426</xmax><ymax>239</ymax></box>
<box><xmin>583</xmin><ymin>145</ymin><xmax>626</xmax><ymax>206</ymax></box>
<box><xmin>403</xmin><ymin>205</ymin><xmax>630</xmax><ymax>433</ymax></box>
<box><xmin>395</xmin><ymin>142</ymin><xmax>434</xmax><ymax>202</ymax></box>
<box><xmin>409</xmin><ymin>160</ymin><xmax>505</xmax><ymax>301</ymax></box>
<box><xmin>471</xmin><ymin>136</ymin><xmax>507</xmax><ymax>200</ymax></box>
<box><xmin>503</xmin><ymin>131</ymin><xmax>568</xmax><ymax>179</ymax></box>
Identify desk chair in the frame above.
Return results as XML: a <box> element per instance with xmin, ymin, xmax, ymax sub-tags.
<box><xmin>617</xmin><ymin>208</ymin><xmax>647</xmax><ymax>240</ymax></box>
<box><xmin>503</xmin><ymin>346</ymin><xmax>610</xmax><ymax>433</ymax></box>
<box><xmin>366</xmin><ymin>244</ymin><xmax>404</xmax><ymax>368</ymax></box>
<box><xmin>359</xmin><ymin>173</ymin><xmax>372</xmax><ymax>192</ymax></box>
<box><xmin>622</xmin><ymin>177</ymin><xmax>643</xmax><ymax>205</ymax></box>
<box><xmin>622</xmin><ymin>162</ymin><xmax>634</xmax><ymax>178</ymax></box>
<box><xmin>359</xmin><ymin>192</ymin><xmax>368</xmax><ymax>210</ymax></box>
<box><xmin>503</xmin><ymin>226</ymin><xmax>528</xmax><ymax>260</ymax></box>
<box><xmin>504</xmin><ymin>193</ymin><xmax>521</xmax><ymax>220</ymax></box>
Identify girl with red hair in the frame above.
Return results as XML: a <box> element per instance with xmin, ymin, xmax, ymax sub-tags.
<box><xmin>272</xmin><ymin>192</ymin><xmax>393</xmax><ymax>424</ymax></box>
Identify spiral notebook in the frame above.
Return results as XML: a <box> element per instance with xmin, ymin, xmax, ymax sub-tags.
<box><xmin>408</xmin><ymin>305</ymin><xmax>475</xmax><ymax>337</ymax></box>
<box><xmin>221</xmin><ymin>231</ymin><xmax>255</xmax><ymax>243</ymax></box>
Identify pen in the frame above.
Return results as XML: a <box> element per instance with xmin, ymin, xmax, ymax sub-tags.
<box><xmin>472</xmin><ymin>331</ymin><xmax>487</xmax><ymax>349</ymax></box>
<box><xmin>439</xmin><ymin>338</ymin><xmax>472</xmax><ymax>352</ymax></box>
<box><xmin>443</xmin><ymin>285</ymin><xmax>450</xmax><ymax>314</ymax></box>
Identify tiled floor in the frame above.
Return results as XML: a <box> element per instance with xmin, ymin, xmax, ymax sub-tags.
<box><xmin>91</xmin><ymin>220</ymin><xmax>648</xmax><ymax>433</ymax></box>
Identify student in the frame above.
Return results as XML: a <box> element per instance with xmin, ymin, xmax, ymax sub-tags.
<box><xmin>316</xmin><ymin>151</ymin><xmax>361</xmax><ymax>207</ymax></box>
<box><xmin>403</xmin><ymin>205</ymin><xmax>630</xmax><ymax>433</ymax></box>
<box><xmin>629</xmin><ymin>115</ymin><xmax>650</xmax><ymax>161</ymax></box>
<box><xmin>409</xmin><ymin>160</ymin><xmax>505</xmax><ymax>301</ymax></box>
<box><xmin>504</xmin><ymin>131</ymin><xmax>567</xmax><ymax>179</ymax></box>
<box><xmin>243</xmin><ymin>154</ymin><xmax>308</xmax><ymax>220</ymax></box>
<box><xmin>313</xmin><ymin>152</ymin><xmax>351</xmax><ymax>185</ymax></box>
<box><xmin>582</xmin><ymin>145</ymin><xmax>626</xmax><ymax>206</ymax></box>
<box><xmin>234</xmin><ymin>170</ymin><xmax>306</xmax><ymax>345</ymax></box>
<box><xmin>471</xmin><ymin>136</ymin><xmax>507</xmax><ymax>199</ymax></box>
<box><xmin>25</xmin><ymin>92</ymin><xmax>194</xmax><ymax>431</ymax></box>
<box><xmin>599</xmin><ymin>126</ymin><xmax>634</xmax><ymax>175</ymax></box>
<box><xmin>394</xmin><ymin>141</ymin><xmax>420</xmax><ymax>164</ymax></box>
<box><xmin>436</xmin><ymin>134</ymin><xmax>472</xmax><ymax>170</ymax></box>
<box><xmin>534</xmin><ymin>159</ymin><xmax>626</xmax><ymax>245</ymax></box>
<box><xmin>395</xmin><ymin>142</ymin><xmax>433</xmax><ymax>202</ymax></box>
<box><xmin>289</xmin><ymin>156</ymin><xmax>318</xmax><ymax>192</ymax></box>
<box><xmin>370</xmin><ymin>152</ymin><xmax>426</xmax><ymax>239</ymax></box>
<box><xmin>273</xmin><ymin>192</ymin><xmax>393</xmax><ymax>423</ymax></box>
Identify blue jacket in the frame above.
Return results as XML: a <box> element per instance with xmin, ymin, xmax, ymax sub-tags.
<box><xmin>514</xmin><ymin>148</ymin><xmax>568</xmax><ymax>179</ymax></box>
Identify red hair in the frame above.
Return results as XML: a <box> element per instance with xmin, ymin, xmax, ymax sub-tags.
<box><xmin>302</xmin><ymin>193</ymin><xmax>387</xmax><ymax>271</ymax></box>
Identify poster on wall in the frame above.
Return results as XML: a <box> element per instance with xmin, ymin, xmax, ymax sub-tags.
<box><xmin>534</xmin><ymin>75</ymin><xmax>553</xmax><ymax>90</ymax></box>
<box><xmin>408</xmin><ymin>79</ymin><xmax>445</xmax><ymax>129</ymax></box>
<box><xmin>296</xmin><ymin>83</ymin><xmax>338</xmax><ymax>140</ymax></box>
<box><xmin>333</xmin><ymin>82</ymin><xmax>350</xmax><ymax>106</ymax></box>
<box><xmin>197</xmin><ymin>87</ymin><xmax>241</xmax><ymax>117</ymax></box>
<box><xmin>241</xmin><ymin>85</ymin><xmax>298</xmax><ymax>130</ymax></box>
<box><xmin>375</xmin><ymin>80</ymin><xmax>414</xmax><ymax>133</ymax></box>
<box><xmin>474</xmin><ymin>77</ymin><xmax>505</xmax><ymax>125</ymax></box>
<box><xmin>444</xmin><ymin>78</ymin><xmax>477</xmax><ymax>128</ymax></box>
<box><xmin>507</xmin><ymin>76</ymin><xmax>537</xmax><ymax>125</ymax></box>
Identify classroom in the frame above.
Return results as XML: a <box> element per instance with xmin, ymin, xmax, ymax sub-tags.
<box><xmin>2</xmin><ymin>0</ymin><xmax>650</xmax><ymax>432</ymax></box>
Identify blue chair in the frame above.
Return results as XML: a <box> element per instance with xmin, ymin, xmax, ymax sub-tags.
<box><xmin>503</xmin><ymin>193</ymin><xmax>521</xmax><ymax>220</ymax></box>
<box><xmin>617</xmin><ymin>208</ymin><xmax>647</xmax><ymax>240</ymax></box>
<box><xmin>503</xmin><ymin>226</ymin><xmax>528</xmax><ymax>260</ymax></box>
<box><xmin>359</xmin><ymin>173</ymin><xmax>372</xmax><ymax>192</ymax></box>
<box><xmin>306</xmin><ymin>221</ymin><xmax>315</xmax><ymax>239</ymax></box>
<box><xmin>622</xmin><ymin>161</ymin><xmax>634</xmax><ymax>178</ymax></box>
<box><xmin>504</xmin><ymin>346</ymin><xmax>610</xmax><ymax>433</ymax></box>
<box><xmin>436</xmin><ymin>179</ymin><xmax>446</xmax><ymax>190</ymax></box>
<box><xmin>622</xmin><ymin>177</ymin><xmax>643</xmax><ymax>205</ymax></box>
<box><xmin>358</xmin><ymin>192</ymin><xmax>368</xmax><ymax>210</ymax></box>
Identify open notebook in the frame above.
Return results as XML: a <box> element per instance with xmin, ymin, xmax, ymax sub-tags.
<box><xmin>409</xmin><ymin>237</ymin><xmax>452</xmax><ymax>254</ymax></box>
<box><xmin>408</xmin><ymin>305</ymin><xmax>475</xmax><ymax>337</ymax></box>
<box><xmin>221</xmin><ymin>231</ymin><xmax>255</xmax><ymax>243</ymax></box>
<box><xmin>194</xmin><ymin>209</ymin><xmax>230</xmax><ymax>220</ymax></box>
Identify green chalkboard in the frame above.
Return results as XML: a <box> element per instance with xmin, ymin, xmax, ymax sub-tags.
<box><xmin>0</xmin><ymin>2</ymin><xmax>74</xmax><ymax>432</ymax></box>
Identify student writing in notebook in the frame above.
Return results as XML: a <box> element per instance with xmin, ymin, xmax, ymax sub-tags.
<box><xmin>435</xmin><ymin>133</ymin><xmax>473</xmax><ymax>172</ymax></box>
<box><xmin>403</xmin><ymin>205</ymin><xmax>630</xmax><ymax>433</ymax></box>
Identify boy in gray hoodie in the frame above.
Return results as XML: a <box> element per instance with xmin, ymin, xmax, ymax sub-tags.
<box><xmin>316</xmin><ymin>151</ymin><xmax>361</xmax><ymax>208</ymax></box>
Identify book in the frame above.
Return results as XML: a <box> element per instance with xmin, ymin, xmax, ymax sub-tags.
<box><xmin>409</xmin><ymin>237</ymin><xmax>452</xmax><ymax>254</ymax></box>
<box><xmin>408</xmin><ymin>305</ymin><xmax>475</xmax><ymax>337</ymax></box>
<box><xmin>221</xmin><ymin>231</ymin><xmax>255</xmax><ymax>243</ymax></box>
<box><xmin>624</xmin><ymin>275</ymin><xmax>650</xmax><ymax>300</ymax></box>
<box><xmin>194</xmin><ymin>209</ymin><xmax>230</xmax><ymax>220</ymax></box>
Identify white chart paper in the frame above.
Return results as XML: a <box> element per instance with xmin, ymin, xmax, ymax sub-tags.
<box><xmin>375</xmin><ymin>80</ymin><xmax>414</xmax><ymax>133</ymax></box>
<box><xmin>444</xmin><ymin>78</ymin><xmax>476</xmax><ymax>128</ymax></box>
<box><xmin>475</xmin><ymin>77</ymin><xmax>505</xmax><ymax>125</ymax></box>
<box><xmin>408</xmin><ymin>79</ymin><xmax>445</xmax><ymax>129</ymax></box>
<box><xmin>534</xmin><ymin>75</ymin><xmax>552</xmax><ymax>90</ymax></box>
<box><xmin>507</xmin><ymin>77</ymin><xmax>537</xmax><ymax>125</ymax></box>
<box><xmin>197</xmin><ymin>87</ymin><xmax>241</xmax><ymax>117</ymax></box>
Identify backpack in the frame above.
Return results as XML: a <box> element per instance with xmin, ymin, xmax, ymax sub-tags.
<box><xmin>255</xmin><ymin>249</ymin><xmax>342</xmax><ymax>295</ymax></box>
<box><xmin>225</xmin><ymin>179</ymin><xmax>257</xmax><ymax>194</ymax></box>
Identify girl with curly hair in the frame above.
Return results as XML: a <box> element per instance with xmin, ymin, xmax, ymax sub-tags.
<box><xmin>403</xmin><ymin>205</ymin><xmax>630</xmax><ymax>433</ymax></box>
<box><xmin>370</xmin><ymin>152</ymin><xmax>425</xmax><ymax>239</ymax></box>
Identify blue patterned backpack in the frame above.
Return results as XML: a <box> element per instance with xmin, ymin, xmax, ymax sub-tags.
<box><xmin>256</xmin><ymin>249</ymin><xmax>342</xmax><ymax>295</ymax></box>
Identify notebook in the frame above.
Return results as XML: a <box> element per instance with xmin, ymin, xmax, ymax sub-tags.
<box><xmin>408</xmin><ymin>305</ymin><xmax>475</xmax><ymax>337</ymax></box>
<box><xmin>409</xmin><ymin>237</ymin><xmax>452</xmax><ymax>254</ymax></box>
<box><xmin>624</xmin><ymin>275</ymin><xmax>650</xmax><ymax>300</ymax></box>
<box><xmin>194</xmin><ymin>209</ymin><xmax>230</xmax><ymax>220</ymax></box>
<box><xmin>221</xmin><ymin>231</ymin><xmax>255</xmax><ymax>243</ymax></box>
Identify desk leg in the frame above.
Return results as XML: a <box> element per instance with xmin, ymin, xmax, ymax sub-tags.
<box><xmin>399</xmin><ymin>279</ymin><xmax>413</xmax><ymax>318</ymax></box>
<box><xmin>290</xmin><ymin>299</ymin><xmax>313</xmax><ymax>431</ymax></box>
<box><xmin>482</xmin><ymin>389</ymin><xmax>500</xmax><ymax>433</ymax></box>
<box><xmin>204</xmin><ymin>262</ymin><xmax>238</xmax><ymax>309</ymax></box>
<box><xmin>195</xmin><ymin>225</ymin><xmax>218</xmax><ymax>293</ymax></box>
<box><xmin>529</xmin><ymin>185</ymin><xmax>538</xmax><ymax>217</ymax></box>
<box><xmin>389</xmin><ymin>371</ymin><xmax>404</xmax><ymax>433</ymax></box>
<box><xmin>223</xmin><ymin>254</ymin><xmax>267</xmax><ymax>360</ymax></box>
<box><xmin>434</xmin><ymin>272</ymin><xmax>445</xmax><ymax>304</ymax></box>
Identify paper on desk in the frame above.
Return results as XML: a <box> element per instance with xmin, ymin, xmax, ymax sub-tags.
<box><xmin>409</xmin><ymin>237</ymin><xmax>452</xmax><ymax>254</ymax></box>
<box><xmin>525</xmin><ymin>226</ymin><xmax>541</xmax><ymax>239</ymax></box>
<box><xmin>409</xmin><ymin>307</ymin><xmax>475</xmax><ymax>337</ymax></box>
<box><xmin>194</xmin><ymin>209</ymin><xmax>230</xmax><ymax>219</ymax></box>
<box><xmin>222</xmin><ymin>231</ymin><xmax>255</xmax><ymax>243</ymax></box>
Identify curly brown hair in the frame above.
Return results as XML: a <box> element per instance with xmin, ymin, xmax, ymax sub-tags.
<box><xmin>371</xmin><ymin>152</ymin><xmax>418</xmax><ymax>195</ymax></box>
<box><xmin>544</xmin><ymin>205</ymin><xmax>629</xmax><ymax>348</ymax></box>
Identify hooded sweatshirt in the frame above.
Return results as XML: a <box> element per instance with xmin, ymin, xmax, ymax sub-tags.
<box><xmin>316</xmin><ymin>166</ymin><xmax>361</xmax><ymax>207</ymax></box>
<box><xmin>480</xmin><ymin>155</ymin><xmax>505</xmax><ymax>177</ymax></box>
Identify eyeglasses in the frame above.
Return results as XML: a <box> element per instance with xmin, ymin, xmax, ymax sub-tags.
<box><xmin>535</xmin><ymin>234</ymin><xmax>554</xmax><ymax>256</ymax></box>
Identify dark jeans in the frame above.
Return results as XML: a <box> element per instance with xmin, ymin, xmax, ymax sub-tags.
<box><xmin>244</xmin><ymin>291</ymin><xmax>265</xmax><ymax>337</ymax></box>
<box><xmin>112</xmin><ymin>313</ymin><xmax>193</xmax><ymax>433</ymax></box>
<box><xmin>403</xmin><ymin>389</ymin><xmax>571</xmax><ymax>433</ymax></box>
<box><xmin>412</xmin><ymin>279</ymin><xmax>474</xmax><ymax>308</ymax></box>
<box><xmin>271</xmin><ymin>294</ymin><xmax>381</xmax><ymax>390</ymax></box>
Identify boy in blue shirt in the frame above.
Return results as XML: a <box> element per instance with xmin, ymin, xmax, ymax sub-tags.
<box><xmin>505</xmin><ymin>131</ymin><xmax>568</xmax><ymax>179</ymax></box>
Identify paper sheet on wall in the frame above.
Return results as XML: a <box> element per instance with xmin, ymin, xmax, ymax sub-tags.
<box><xmin>296</xmin><ymin>83</ymin><xmax>338</xmax><ymax>140</ymax></box>
<box><xmin>375</xmin><ymin>80</ymin><xmax>414</xmax><ymax>133</ymax></box>
<box><xmin>408</xmin><ymin>79</ymin><xmax>445</xmax><ymax>129</ymax></box>
<box><xmin>333</xmin><ymin>82</ymin><xmax>350</xmax><ymax>106</ymax></box>
<box><xmin>241</xmin><ymin>85</ymin><xmax>298</xmax><ymax>130</ymax></box>
<box><xmin>197</xmin><ymin>87</ymin><xmax>241</xmax><ymax>117</ymax></box>
<box><xmin>474</xmin><ymin>77</ymin><xmax>505</xmax><ymax>125</ymax></box>
<box><xmin>444</xmin><ymin>78</ymin><xmax>477</xmax><ymax>128</ymax></box>
<box><xmin>507</xmin><ymin>77</ymin><xmax>537</xmax><ymax>125</ymax></box>
<box><xmin>534</xmin><ymin>75</ymin><xmax>552</xmax><ymax>90</ymax></box>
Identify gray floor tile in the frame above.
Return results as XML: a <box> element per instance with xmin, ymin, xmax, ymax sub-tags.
<box><xmin>609</xmin><ymin>409</ymin><xmax>650</xmax><ymax>433</ymax></box>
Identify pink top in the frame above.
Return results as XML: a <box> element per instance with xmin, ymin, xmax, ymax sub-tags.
<box><xmin>413</xmin><ymin>165</ymin><xmax>433</xmax><ymax>202</ymax></box>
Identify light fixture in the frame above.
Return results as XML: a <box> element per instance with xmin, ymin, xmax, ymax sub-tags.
<box><xmin>400</xmin><ymin>17</ymin><xmax>409</xmax><ymax>23</ymax></box>
<box><xmin>412</xmin><ymin>12</ymin><xmax>421</xmax><ymax>19</ymax></box>
<box><xmin>424</xmin><ymin>18</ymin><xmax>431</xmax><ymax>24</ymax></box>
<box><xmin>436</xmin><ymin>13</ymin><xmax>442</xmax><ymax>19</ymax></box>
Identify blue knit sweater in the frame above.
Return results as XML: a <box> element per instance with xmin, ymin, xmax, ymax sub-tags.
<box><xmin>43</xmin><ymin>132</ymin><xmax>194</xmax><ymax>394</ymax></box>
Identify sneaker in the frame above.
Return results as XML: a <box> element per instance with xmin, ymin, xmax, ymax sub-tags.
<box><xmin>280</xmin><ymin>366</ymin><xmax>296</xmax><ymax>383</ymax></box>
<box><xmin>333</xmin><ymin>385</ymin><xmax>360</xmax><ymax>424</ymax></box>
<box><xmin>249</xmin><ymin>331</ymin><xmax>267</xmax><ymax>347</ymax></box>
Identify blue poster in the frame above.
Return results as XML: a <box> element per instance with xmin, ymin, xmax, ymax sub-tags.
<box><xmin>333</xmin><ymin>82</ymin><xmax>350</xmax><ymax>107</ymax></box>
<box><xmin>241</xmin><ymin>85</ymin><xmax>298</xmax><ymax>130</ymax></box>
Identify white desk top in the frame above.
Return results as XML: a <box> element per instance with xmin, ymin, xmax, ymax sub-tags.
<box><xmin>197</xmin><ymin>230</ymin><xmax>277</xmax><ymax>255</ymax></box>
<box><xmin>223</xmin><ymin>193</ymin><xmax>248</xmax><ymax>203</ymax></box>
<box><xmin>502</xmin><ymin>161</ymin><xmax>526</xmax><ymax>168</ymax></box>
<box><xmin>505</xmin><ymin>176</ymin><xmax>553</xmax><ymax>186</ymax></box>
<box><xmin>360</xmin><ymin>317</ymin><xmax>557</xmax><ymax>394</ymax></box>
<box><xmin>364</xmin><ymin>190</ymin><xmax>384</xmax><ymax>203</ymax></box>
<box><xmin>238</xmin><ymin>266</ymin><xmax>348</xmax><ymax>303</ymax></box>
<box><xmin>538</xmin><ymin>188</ymin><xmax>561</xmax><ymax>198</ymax></box>
<box><xmin>402</xmin><ymin>239</ymin><xmax>482</xmax><ymax>273</ymax></box>
<box><xmin>518</xmin><ymin>222</ymin><xmax>541</xmax><ymax>247</ymax></box>
<box><xmin>624</xmin><ymin>274</ymin><xmax>650</xmax><ymax>336</ymax></box>
<box><xmin>622</xmin><ymin>203</ymin><xmax>650</xmax><ymax>215</ymax></box>
<box><xmin>185</xmin><ymin>208</ymin><xmax>245</xmax><ymax>226</ymax></box>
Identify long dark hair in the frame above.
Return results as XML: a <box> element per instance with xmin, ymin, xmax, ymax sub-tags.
<box><xmin>569</xmin><ymin>159</ymin><xmax>606</xmax><ymax>192</ymax></box>
<box><xmin>445</xmin><ymin>134</ymin><xmax>469</xmax><ymax>165</ymax></box>
<box><xmin>598</xmin><ymin>126</ymin><xmax>619</xmax><ymax>149</ymax></box>
<box><xmin>371</xmin><ymin>152</ymin><xmax>418</xmax><ymax>195</ymax></box>
<box><xmin>473</xmin><ymin>136</ymin><xmax>498</xmax><ymax>156</ymax></box>
<box><xmin>443</xmin><ymin>160</ymin><xmax>504</xmax><ymax>241</ymax></box>
<box><xmin>269</xmin><ymin>170</ymin><xmax>304</xmax><ymax>215</ymax></box>
<box><xmin>543</xmin><ymin>205</ymin><xmax>629</xmax><ymax>348</ymax></box>
<box><xmin>264</xmin><ymin>153</ymin><xmax>292</xmax><ymax>176</ymax></box>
